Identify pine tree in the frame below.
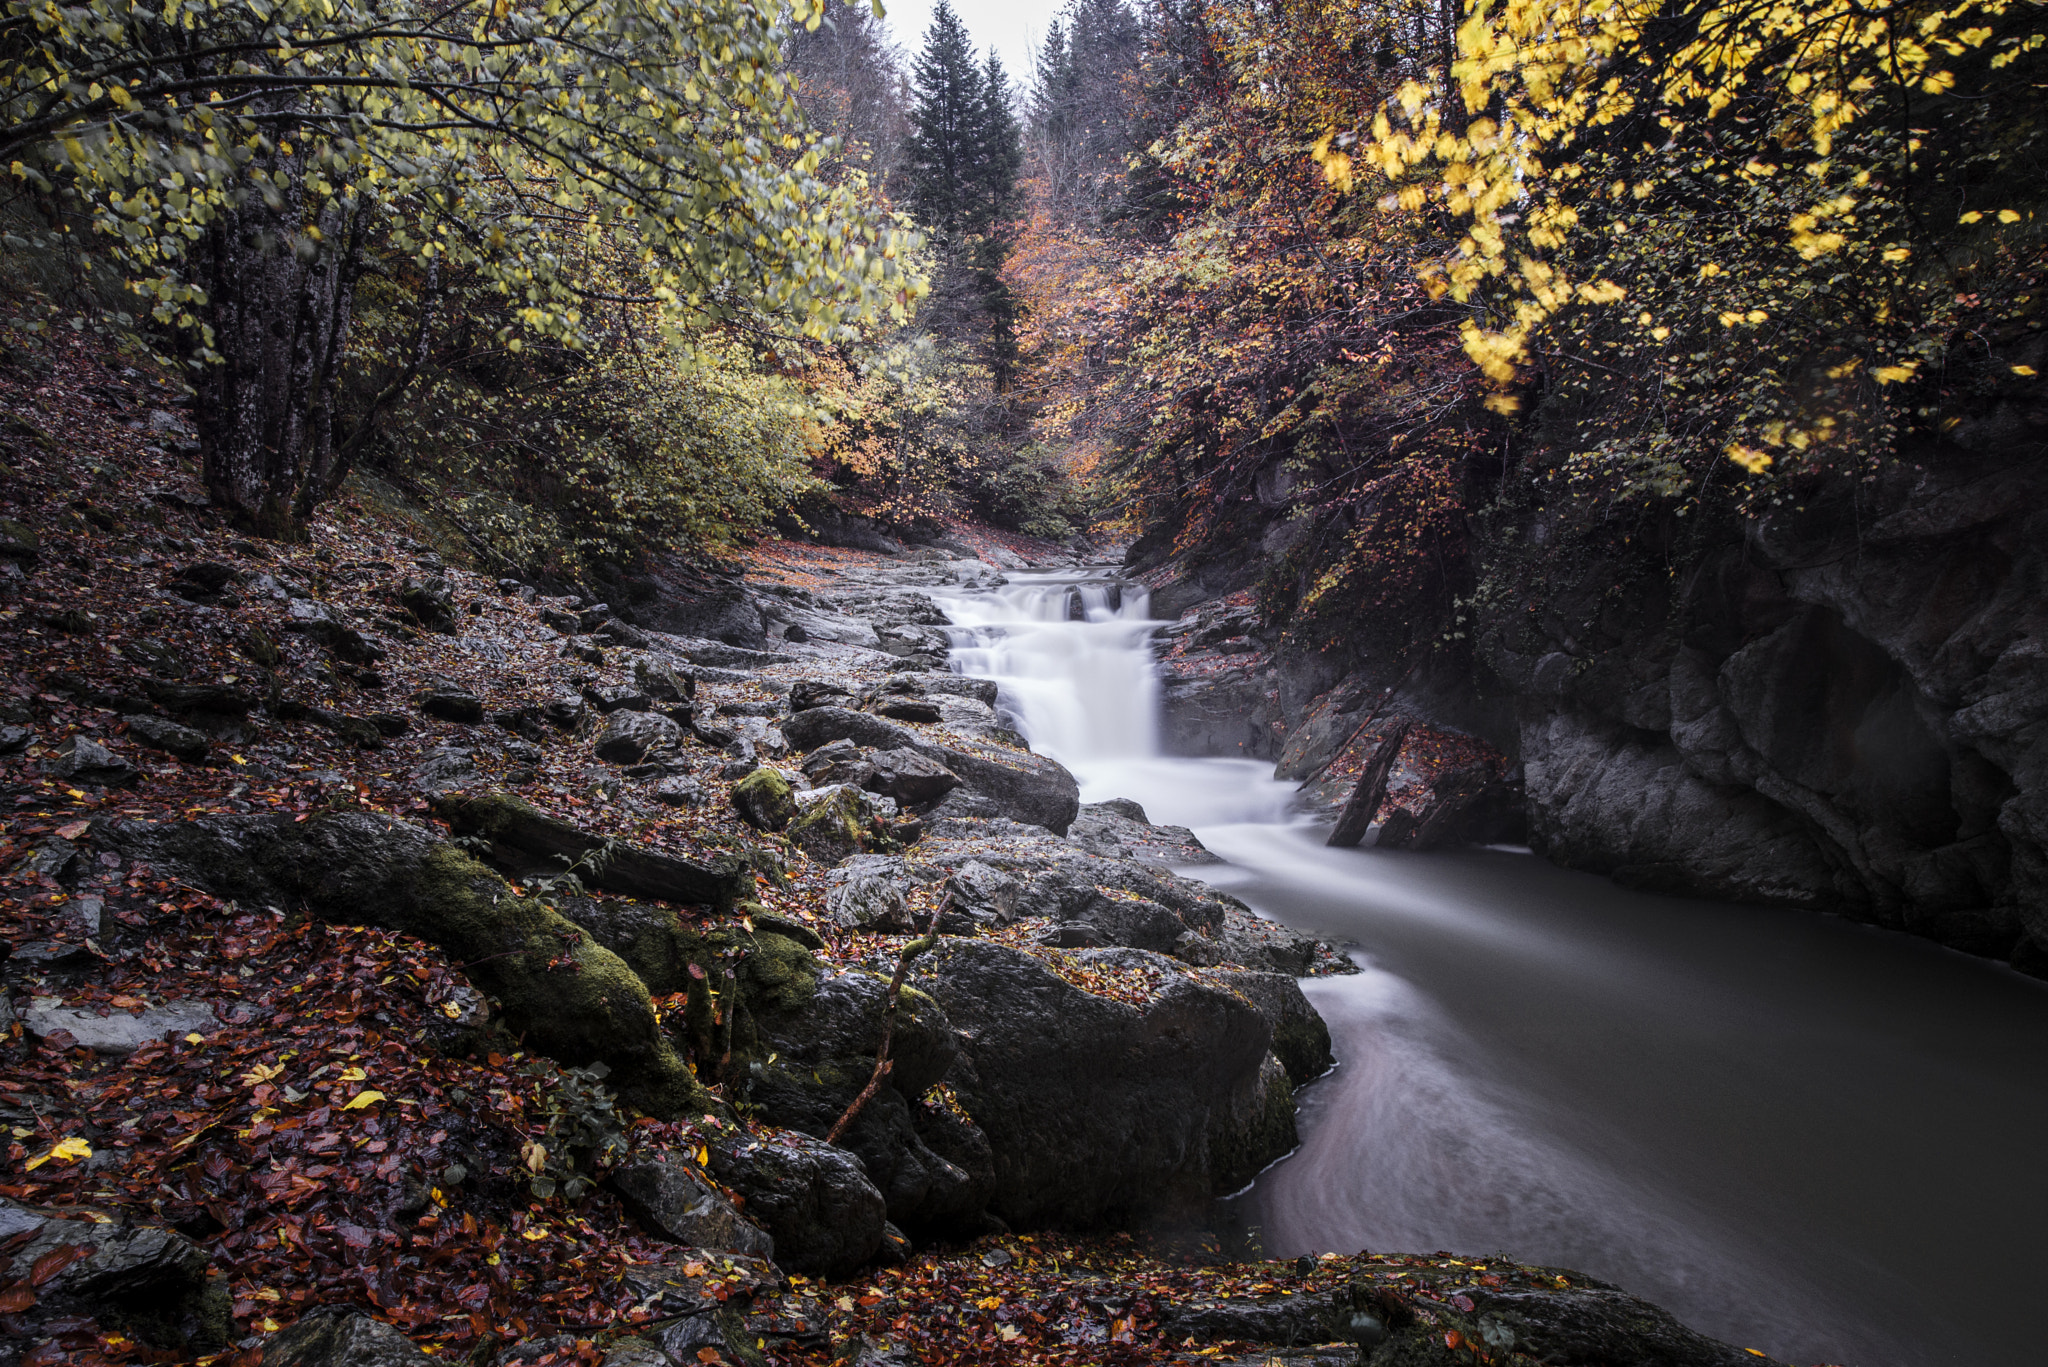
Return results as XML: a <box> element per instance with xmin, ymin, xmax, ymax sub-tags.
<box><xmin>974</xmin><ymin>50</ymin><xmax>1025</xmax><ymax>231</ymax></box>
<box><xmin>902</xmin><ymin>0</ymin><xmax>986</xmax><ymax>234</ymax></box>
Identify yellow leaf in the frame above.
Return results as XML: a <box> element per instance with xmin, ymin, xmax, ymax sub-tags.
<box><xmin>1726</xmin><ymin>444</ymin><xmax>1773</xmax><ymax>474</ymax></box>
<box><xmin>341</xmin><ymin>1090</ymin><xmax>385</xmax><ymax>1110</ymax></box>
<box><xmin>337</xmin><ymin>1066</ymin><xmax>366</xmax><ymax>1083</ymax></box>
<box><xmin>184</xmin><ymin>1033</ymin><xmax>206</xmax><ymax>1045</ymax></box>
<box><xmin>1874</xmin><ymin>364</ymin><xmax>1919</xmax><ymax>384</ymax></box>
<box><xmin>440</xmin><ymin>1000</ymin><xmax>462</xmax><ymax>1018</ymax></box>
<box><xmin>2014</xmin><ymin>365</ymin><xmax>2039</xmax><ymax>377</ymax></box>
<box><xmin>1998</xmin><ymin>209</ymin><xmax>2022</xmax><ymax>224</ymax></box>
<box><xmin>1959</xmin><ymin>211</ymin><xmax>1985</xmax><ymax>224</ymax></box>
<box><xmin>520</xmin><ymin>1226</ymin><xmax>549</xmax><ymax>1241</ymax></box>
<box><xmin>26</xmin><ymin>1136</ymin><xmax>92</xmax><ymax>1170</ymax></box>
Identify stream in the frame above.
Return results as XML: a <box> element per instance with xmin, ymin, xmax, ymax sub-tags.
<box><xmin>938</xmin><ymin>569</ymin><xmax>2048</xmax><ymax>1367</ymax></box>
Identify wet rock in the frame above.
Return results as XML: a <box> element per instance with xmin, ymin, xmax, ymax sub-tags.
<box><xmin>731</xmin><ymin>768</ymin><xmax>797</xmax><ymax>832</ymax></box>
<box><xmin>24</xmin><ymin>997</ymin><xmax>220</xmax><ymax>1054</ymax></box>
<box><xmin>1215</xmin><ymin>905</ymin><xmax>1352</xmax><ymax>977</ymax></box>
<box><xmin>0</xmin><ymin>724</ymin><xmax>33</xmax><ymax>755</ymax></box>
<box><xmin>1068</xmin><ymin>801</ymin><xmax>1219</xmax><ymax>865</ymax></box>
<box><xmin>825</xmin><ymin>873</ymin><xmax>913</xmax><ymax>932</ymax></box>
<box><xmin>1064</xmin><ymin>890</ymin><xmax>1186</xmax><ymax>952</ymax></box>
<box><xmin>121</xmin><ymin>714</ymin><xmax>209</xmax><ymax>762</ymax></box>
<box><xmin>1204</xmin><ymin>970</ymin><xmax>1334</xmax><ymax>1085</ymax></box>
<box><xmin>610</xmin><ymin>1153</ymin><xmax>775</xmax><ymax>1258</ymax></box>
<box><xmin>872</xmin><ymin>696</ymin><xmax>943</xmax><ymax>723</ymax></box>
<box><xmin>367</xmin><ymin>711</ymin><xmax>411</xmax><ymax>738</ymax></box>
<box><xmin>415</xmin><ymin>687</ymin><xmax>485</xmax><ymax>725</ymax></box>
<box><xmin>2</xmin><ymin>1195</ymin><xmax>228</xmax><ymax>1359</ymax></box>
<box><xmin>595</xmin><ymin>710</ymin><xmax>682</xmax><ymax>764</ymax></box>
<box><xmin>410</xmin><ymin>746</ymin><xmax>478</xmax><ymax>793</ymax></box>
<box><xmin>651</xmin><ymin>774</ymin><xmax>706</xmax><ymax>808</ymax></box>
<box><xmin>789</xmin><ymin>785</ymin><xmax>892</xmax><ymax>866</ymax></box>
<box><xmin>435</xmin><ymin>792</ymin><xmax>750</xmax><ymax>911</ymax></box>
<box><xmin>942</xmin><ymin>860</ymin><xmax>1017</xmax><ymax>925</ymax></box>
<box><xmin>1038</xmin><ymin>921</ymin><xmax>1108</xmax><ymax>948</ymax></box>
<box><xmin>751</xmin><ymin>912</ymin><xmax>826</xmax><ymax>951</ymax></box>
<box><xmin>706</xmin><ymin>1129</ymin><xmax>887</xmax><ymax>1277</ymax></box>
<box><xmin>260</xmin><ymin>1306</ymin><xmax>434</xmax><ymax>1365</ymax></box>
<box><xmin>542</xmin><ymin>694</ymin><xmax>588</xmax><ymax>730</ymax></box>
<box><xmin>635</xmin><ymin>655</ymin><xmax>695</xmax><ymax>703</ymax></box>
<box><xmin>789</xmin><ymin>679</ymin><xmax>855</xmax><ymax>711</ymax></box>
<box><xmin>399</xmin><ymin>575</ymin><xmax>457</xmax><ymax>632</ymax></box>
<box><xmin>864</xmin><ymin>747</ymin><xmax>960</xmax><ymax>805</ymax></box>
<box><xmin>47</xmin><ymin>736</ymin><xmax>140</xmax><ymax>786</ymax></box>
<box><xmin>143</xmin><ymin>680</ymin><xmax>258</xmax><ymax>715</ymax></box>
<box><xmin>800</xmin><ymin>737</ymin><xmax>872</xmax><ymax>787</ymax></box>
<box><xmin>910</xmin><ymin>939</ymin><xmax>1294</xmax><ymax>1226</ymax></box>
<box><xmin>168</xmin><ymin>560</ymin><xmax>240</xmax><ymax>605</ymax></box>
<box><xmin>285</xmin><ymin>598</ymin><xmax>386</xmax><ymax>664</ymax></box>
<box><xmin>584</xmin><ymin>684</ymin><xmax>653</xmax><ymax>714</ymax></box>
<box><xmin>1159</xmin><ymin>1292</ymin><xmax>1338</xmax><ymax>1346</ymax></box>
<box><xmin>782</xmin><ymin>705</ymin><xmax>918</xmax><ymax>754</ymax></box>
<box><xmin>782</xmin><ymin>622</ymin><xmax>809</xmax><ymax>644</ymax></box>
<box><xmin>14</xmin><ymin>837</ymin><xmax>80</xmax><ymax>881</ymax></box>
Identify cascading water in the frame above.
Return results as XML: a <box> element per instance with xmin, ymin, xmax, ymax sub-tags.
<box><xmin>936</xmin><ymin>569</ymin><xmax>2048</xmax><ymax>1367</ymax></box>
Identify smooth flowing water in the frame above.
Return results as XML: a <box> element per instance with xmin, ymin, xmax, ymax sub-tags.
<box><xmin>938</xmin><ymin>571</ymin><xmax>2048</xmax><ymax>1367</ymax></box>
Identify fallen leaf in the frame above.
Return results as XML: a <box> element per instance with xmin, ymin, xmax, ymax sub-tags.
<box><xmin>341</xmin><ymin>1090</ymin><xmax>385</xmax><ymax>1110</ymax></box>
<box><xmin>54</xmin><ymin>820</ymin><xmax>89</xmax><ymax>840</ymax></box>
<box><xmin>25</xmin><ymin>1136</ymin><xmax>91</xmax><ymax>1170</ymax></box>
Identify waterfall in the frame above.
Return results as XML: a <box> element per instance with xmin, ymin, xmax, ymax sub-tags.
<box><xmin>937</xmin><ymin>570</ymin><xmax>1297</xmax><ymax>828</ymax></box>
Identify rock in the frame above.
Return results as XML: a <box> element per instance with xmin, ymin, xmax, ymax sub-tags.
<box><xmin>1068</xmin><ymin>801</ymin><xmax>1219</xmax><ymax>865</ymax></box>
<box><xmin>909</xmin><ymin>939</ymin><xmax>1295</xmax><ymax>1226</ymax></box>
<box><xmin>751</xmin><ymin>911</ymin><xmax>826</xmax><ymax>951</ymax></box>
<box><xmin>706</xmin><ymin>1129</ymin><xmax>887</xmax><ymax>1277</ymax></box>
<box><xmin>399</xmin><ymin>575</ymin><xmax>457</xmax><ymax>632</ymax></box>
<box><xmin>597</xmin><ymin>1338</ymin><xmax>673</xmax><ymax>1367</ymax></box>
<box><xmin>168</xmin><ymin>560</ymin><xmax>240</xmax><ymax>603</ymax></box>
<box><xmin>143</xmin><ymin>680</ymin><xmax>258</xmax><ymax>714</ymax></box>
<box><xmin>782</xmin><ymin>622</ymin><xmax>809</xmax><ymax>643</ymax></box>
<box><xmin>800</xmin><ymin>737</ymin><xmax>871</xmax><ymax>787</ymax></box>
<box><xmin>825</xmin><ymin>874</ymin><xmax>913</xmax><ymax>932</ymax></box>
<box><xmin>583</xmin><ymin>684</ymin><xmax>653</xmax><ymax>714</ymax></box>
<box><xmin>1064</xmin><ymin>890</ymin><xmax>1186</xmax><ymax>952</ymax></box>
<box><xmin>595</xmin><ymin>710</ymin><xmax>682</xmax><ymax>764</ymax></box>
<box><xmin>731</xmin><ymin>768</ymin><xmax>797</xmax><ymax>831</ymax></box>
<box><xmin>864</xmin><ymin>747</ymin><xmax>961</xmax><ymax>805</ymax></box>
<box><xmin>1204</xmin><ymin>970</ymin><xmax>1334</xmax><ymax>1085</ymax></box>
<box><xmin>1215</xmin><ymin>905</ymin><xmax>1352</xmax><ymax>977</ymax></box>
<box><xmin>782</xmin><ymin>705</ymin><xmax>918</xmax><ymax>754</ymax></box>
<box><xmin>0</xmin><ymin>517</ymin><xmax>38</xmax><ymax>561</ymax></box>
<box><xmin>2</xmin><ymin>1195</ymin><xmax>228</xmax><ymax>1359</ymax></box>
<box><xmin>651</xmin><ymin>774</ymin><xmax>706</xmax><ymax>807</ymax></box>
<box><xmin>789</xmin><ymin>785</ymin><xmax>890</xmax><ymax>866</ymax></box>
<box><xmin>123</xmin><ymin>714</ymin><xmax>209</xmax><ymax>762</ymax></box>
<box><xmin>1039</xmin><ymin>921</ymin><xmax>1108</xmax><ymax>948</ymax></box>
<box><xmin>1158</xmin><ymin>1292</ymin><xmax>1337</xmax><ymax>1346</ymax></box>
<box><xmin>47</xmin><ymin>736</ymin><xmax>140</xmax><ymax>786</ymax></box>
<box><xmin>260</xmin><ymin>1306</ymin><xmax>434</xmax><ymax>1365</ymax></box>
<box><xmin>942</xmin><ymin>860</ymin><xmax>1018</xmax><ymax>925</ymax></box>
<box><xmin>25</xmin><ymin>997</ymin><xmax>219</xmax><ymax>1053</ymax></box>
<box><xmin>543</xmin><ymin>694</ymin><xmax>589</xmax><ymax>730</ymax></box>
<box><xmin>922</xmin><ymin>736</ymin><xmax>1080</xmax><ymax>836</ymax></box>
<box><xmin>415</xmin><ymin>687</ymin><xmax>485</xmax><ymax>725</ymax></box>
<box><xmin>285</xmin><ymin>598</ymin><xmax>385</xmax><ymax>664</ymax></box>
<box><xmin>609</xmin><ymin>1153</ymin><xmax>775</xmax><ymax>1258</ymax></box>
<box><xmin>99</xmin><ymin>810</ymin><xmax>703</xmax><ymax>1115</ymax></box>
<box><xmin>12</xmin><ymin>837</ymin><xmax>79</xmax><ymax>880</ymax></box>
<box><xmin>1327</xmin><ymin>723</ymin><xmax>1410</xmax><ymax>848</ymax></box>
<box><xmin>410</xmin><ymin>746</ymin><xmax>478</xmax><ymax>793</ymax></box>
<box><xmin>872</xmin><ymin>697</ymin><xmax>943</xmax><ymax>723</ymax></box>
<box><xmin>0</xmin><ymin>724</ymin><xmax>33</xmax><ymax>755</ymax></box>
<box><xmin>789</xmin><ymin>679</ymin><xmax>854</xmax><ymax>711</ymax></box>
<box><xmin>649</xmin><ymin>1312</ymin><xmax>757</xmax><ymax>1367</ymax></box>
<box><xmin>918</xmin><ymin>676</ymin><xmax>1001</xmax><ymax>706</ymax></box>
<box><xmin>434</xmin><ymin>792</ymin><xmax>751</xmax><ymax>911</ymax></box>
<box><xmin>635</xmin><ymin>656</ymin><xmax>696</xmax><ymax>703</ymax></box>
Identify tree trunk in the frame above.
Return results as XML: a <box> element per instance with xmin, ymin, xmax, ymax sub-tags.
<box><xmin>192</xmin><ymin>144</ymin><xmax>366</xmax><ymax>540</ymax></box>
<box><xmin>1327</xmin><ymin>720</ymin><xmax>1411</xmax><ymax>848</ymax></box>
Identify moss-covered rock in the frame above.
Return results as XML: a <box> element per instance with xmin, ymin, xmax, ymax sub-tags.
<box><xmin>788</xmin><ymin>785</ymin><xmax>877</xmax><ymax>866</ymax></box>
<box><xmin>730</xmin><ymin>768</ymin><xmax>796</xmax><ymax>832</ymax></box>
<box><xmin>434</xmin><ymin>790</ymin><xmax>750</xmax><ymax>910</ymax></box>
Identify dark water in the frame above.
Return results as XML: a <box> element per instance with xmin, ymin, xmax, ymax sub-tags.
<box><xmin>1189</xmin><ymin>822</ymin><xmax>2048</xmax><ymax>1367</ymax></box>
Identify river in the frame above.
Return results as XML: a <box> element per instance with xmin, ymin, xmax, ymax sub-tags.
<box><xmin>938</xmin><ymin>570</ymin><xmax>2048</xmax><ymax>1367</ymax></box>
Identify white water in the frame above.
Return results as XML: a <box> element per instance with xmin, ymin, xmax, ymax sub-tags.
<box><xmin>936</xmin><ymin>570</ymin><xmax>2048</xmax><ymax>1367</ymax></box>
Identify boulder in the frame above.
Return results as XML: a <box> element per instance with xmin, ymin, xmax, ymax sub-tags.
<box><xmin>410</xmin><ymin>746</ymin><xmax>478</xmax><ymax>793</ymax></box>
<box><xmin>790</xmin><ymin>679</ymin><xmax>855</xmax><ymax>711</ymax></box>
<box><xmin>285</xmin><ymin>598</ymin><xmax>385</xmax><ymax>664</ymax></box>
<box><xmin>609</xmin><ymin>1154</ymin><xmax>775</xmax><ymax>1259</ymax></box>
<box><xmin>706</xmin><ymin>1130</ymin><xmax>887</xmax><ymax>1277</ymax></box>
<box><xmin>415</xmin><ymin>687</ymin><xmax>485</xmax><ymax>725</ymax></box>
<box><xmin>24</xmin><ymin>998</ymin><xmax>220</xmax><ymax>1054</ymax></box>
<box><xmin>1203</xmin><ymin>970</ymin><xmax>1334</xmax><ymax>1085</ymax></box>
<box><xmin>542</xmin><ymin>694</ymin><xmax>589</xmax><ymax>730</ymax></box>
<box><xmin>1327</xmin><ymin>723</ymin><xmax>1410</xmax><ymax>848</ymax></box>
<box><xmin>399</xmin><ymin>575</ymin><xmax>457</xmax><ymax>632</ymax></box>
<box><xmin>635</xmin><ymin>655</ymin><xmax>696</xmax><ymax>703</ymax></box>
<box><xmin>595</xmin><ymin>710</ymin><xmax>682</xmax><ymax>764</ymax></box>
<box><xmin>731</xmin><ymin>768</ymin><xmax>797</xmax><ymax>832</ymax></box>
<box><xmin>260</xmin><ymin>1307</ymin><xmax>433</xmax><ymax>1366</ymax></box>
<box><xmin>942</xmin><ymin>860</ymin><xmax>1018</xmax><ymax>925</ymax></box>
<box><xmin>1068</xmin><ymin>801</ymin><xmax>1220</xmax><ymax>865</ymax></box>
<box><xmin>872</xmin><ymin>696</ymin><xmax>943</xmax><ymax>723</ymax></box>
<box><xmin>0</xmin><ymin>724</ymin><xmax>33</xmax><ymax>755</ymax></box>
<box><xmin>46</xmin><ymin>736</ymin><xmax>139</xmax><ymax>787</ymax></box>
<box><xmin>909</xmin><ymin>939</ymin><xmax>1294</xmax><ymax>1226</ymax></box>
<box><xmin>650</xmin><ymin>774</ymin><xmax>706</xmax><ymax>808</ymax></box>
<box><xmin>789</xmin><ymin>785</ymin><xmax>891</xmax><ymax>867</ymax></box>
<box><xmin>782</xmin><ymin>705</ymin><xmax>919</xmax><ymax>753</ymax></box>
<box><xmin>864</xmin><ymin>748</ymin><xmax>961</xmax><ymax>805</ymax></box>
<box><xmin>1063</xmin><ymin>890</ymin><xmax>1186</xmax><ymax>952</ymax></box>
<box><xmin>2</xmin><ymin>1196</ymin><xmax>228</xmax><ymax>1359</ymax></box>
<box><xmin>921</xmin><ymin>736</ymin><xmax>1080</xmax><ymax>836</ymax></box>
<box><xmin>143</xmin><ymin>680</ymin><xmax>258</xmax><ymax>715</ymax></box>
<box><xmin>826</xmin><ymin>874</ymin><xmax>913</xmax><ymax>932</ymax></box>
<box><xmin>583</xmin><ymin>684</ymin><xmax>653</xmax><ymax>714</ymax></box>
<box><xmin>435</xmin><ymin>792</ymin><xmax>750</xmax><ymax>911</ymax></box>
<box><xmin>98</xmin><ymin>811</ymin><xmax>703</xmax><ymax>1115</ymax></box>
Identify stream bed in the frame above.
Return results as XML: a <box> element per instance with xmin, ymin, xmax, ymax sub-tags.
<box><xmin>939</xmin><ymin>570</ymin><xmax>2048</xmax><ymax>1367</ymax></box>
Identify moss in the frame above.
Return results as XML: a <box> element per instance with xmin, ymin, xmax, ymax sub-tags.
<box><xmin>436</xmin><ymin>789</ymin><xmax>544</xmax><ymax>841</ymax></box>
<box><xmin>405</xmin><ymin>844</ymin><xmax>706</xmax><ymax>1116</ymax></box>
<box><xmin>730</xmin><ymin>768</ymin><xmax>796</xmax><ymax>832</ymax></box>
<box><xmin>788</xmin><ymin>787</ymin><xmax>868</xmax><ymax>865</ymax></box>
<box><xmin>740</xmin><ymin>931</ymin><xmax>821</xmax><ymax>1015</ymax></box>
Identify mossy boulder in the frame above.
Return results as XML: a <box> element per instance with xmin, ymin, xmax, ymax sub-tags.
<box><xmin>730</xmin><ymin>768</ymin><xmax>797</xmax><ymax>832</ymax></box>
<box><xmin>434</xmin><ymin>790</ymin><xmax>750</xmax><ymax>910</ymax></box>
<box><xmin>788</xmin><ymin>785</ymin><xmax>882</xmax><ymax>866</ymax></box>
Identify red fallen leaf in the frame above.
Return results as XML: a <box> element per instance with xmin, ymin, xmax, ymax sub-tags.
<box><xmin>694</xmin><ymin>1351</ymin><xmax>723</xmax><ymax>1364</ymax></box>
<box><xmin>29</xmin><ymin>1243</ymin><xmax>93</xmax><ymax>1286</ymax></box>
<box><xmin>1451</xmin><ymin>1293</ymin><xmax>1476</xmax><ymax>1311</ymax></box>
<box><xmin>0</xmin><ymin>1282</ymin><xmax>35</xmax><ymax>1313</ymax></box>
<box><xmin>1445</xmin><ymin>1329</ymin><xmax>1466</xmax><ymax>1349</ymax></box>
<box><xmin>54</xmin><ymin>820</ymin><xmax>89</xmax><ymax>840</ymax></box>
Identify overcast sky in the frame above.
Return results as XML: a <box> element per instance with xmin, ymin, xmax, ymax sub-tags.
<box><xmin>872</xmin><ymin>0</ymin><xmax>1065</xmax><ymax>95</ymax></box>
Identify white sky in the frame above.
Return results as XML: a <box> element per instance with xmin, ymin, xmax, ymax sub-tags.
<box><xmin>871</xmin><ymin>0</ymin><xmax>1065</xmax><ymax>95</ymax></box>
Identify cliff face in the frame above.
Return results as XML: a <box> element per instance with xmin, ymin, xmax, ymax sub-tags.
<box><xmin>1478</xmin><ymin>444</ymin><xmax>2048</xmax><ymax>973</ymax></box>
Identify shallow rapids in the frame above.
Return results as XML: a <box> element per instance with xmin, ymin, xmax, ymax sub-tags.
<box><xmin>936</xmin><ymin>569</ymin><xmax>2048</xmax><ymax>1367</ymax></box>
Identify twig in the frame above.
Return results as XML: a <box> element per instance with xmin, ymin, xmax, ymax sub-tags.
<box><xmin>824</xmin><ymin>897</ymin><xmax>945</xmax><ymax>1145</ymax></box>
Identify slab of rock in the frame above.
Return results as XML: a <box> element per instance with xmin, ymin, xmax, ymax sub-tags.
<box><xmin>789</xmin><ymin>784</ymin><xmax>893</xmax><ymax>866</ymax></box>
<box><xmin>789</xmin><ymin>679</ymin><xmax>855</xmax><ymax>711</ymax></box>
<box><xmin>1069</xmin><ymin>800</ymin><xmax>1220</xmax><ymax>865</ymax></box>
<box><xmin>1202</xmin><ymin>970</ymin><xmax>1334</xmax><ymax>1085</ymax></box>
<box><xmin>942</xmin><ymin>860</ymin><xmax>1018</xmax><ymax>925</ymax></box>
<box><xmin>706</xmin><ymin>1129</ymin><xmax>887</xmax><ymax>1277</ymax></box>
<box><xmin>143</xmin><ymin>679</ymin><xmax>258</xmax><ymax>715</ymax></box>
<box><xmin>435</xmin><ymin>793</ymin><xmax>750</xmax><ymax>911</ymax></box>
<box><xmin>415</xmin><ymin>687</ymin><xmax>486</xmax><ymax>724</ymax></box>
<box><xmin>610</xmin><ymin>1154</ymin><xmax>775</xmax><ymax>1258</ymax></box>
<box><xmin>410</xmin><ymin>746</ymin><xmax>478</xmax><ymax>793</ymax></box>
<box><xmin>285</xmin><ymin>598</ymin><xmax>385</xmax><ymax>664</ymax></box>
<box><xmin>1159</xmin><ymin>1292</ymin><xmax>1338</xmax><ymax>1346</ymax></box>
<box><xmin>25</xmin><ymin>997</ymin><xmax>219</xmax><ymax>1054</ymax></box>
<box><xmin>864</xmin><ymin>747</ymin><xmax>960</xmax><ymax>804</ymax></box>
<box><xmin>261</xmin><ymin>1306</ymin><xmax>434</xmax><ymax>1365</ymax></box>
<box><xmin>595</xmin><ymin>710</ymin><xmax>682</xmax><ymax>764</ymax></box>
<box><xmin>1327</xmin><ymin>723</ymin><xmax>1409</xmax><ymax>848</ymax></box>
<box><xmin>46</xmin><ymin>736</ymin><xmax>140</xmax><ymax>786</ymax></box>
<box><xmin>826</xmin><ymin>873</ymin><xmax>913</xmax><ymax>932</ymax></box>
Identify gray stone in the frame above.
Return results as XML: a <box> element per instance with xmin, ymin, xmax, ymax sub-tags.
<box><xmin>123</xmin><ymin>713</ymin><xmax>210</xmax><ymax>762</ymax></box>
<box><xmin>261</xmin><ymin>1306</ymin><xmax>434</xmax><ymax>1365</ymax></box>
<box><xmin>826</xmin><ymin>874</ymin><xmax>913</xmax><ymax>932</ymax></box>
<box><xmin>610</xmin><ymin>1154</ymin><xmax>775</xmax><ymax>1258</ymax></box>
<box><xmin>3</xmin><ymin>1195</ymin><xmax>227</xmax><ymax>1359</ymax></box>
<box><xmin>731</xmin><ymin>767</ymin><xmax>797</xmax><ymax>831</ymax></box>
<box><xmin>595</xmin><ymin>710</ymin><xmax>682</xmax><ymax>764</ymax></box>
<box><xmin>943</xmin><ymin>860</ymin><xmax>1018</xmax><ymax>924</ymax></box>
<box><xmin>25</xmin><ymin>997</ymin><xmax>220</xmax><ymax>1053</ymax></box>
<box><xmin>416</xmin><ymin>688</ymin><xmax>486</xmax><ymax>724</ymax></box>
<box><xmin>0</xmin><ymin>724</ymin><xmax>33</xmax><ymax>755</ymax></box>
<box><xmin>864</xmin><ymin>747</ymin><xmax>961</xmax><ymax>804</ymax></box>
<box><xmin>46</xmin><ymin>736</ymin><xmax>140</xmax><ymax>786</ymax></box>
<box><xmin>410</xmin><ymin>746</ymin><xmax>478</xmax><ymax>793</ymax></box>
<box><xmin>705</xmin><ymin>1129</ymin><xmax>887</xmax><ymax>1277</ymax></box>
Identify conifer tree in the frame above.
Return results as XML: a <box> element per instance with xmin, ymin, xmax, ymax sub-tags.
<box><xmin>903</xmin><ymin>0</ymin><xmax>987</xmax><ymax>234</ymax></box>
